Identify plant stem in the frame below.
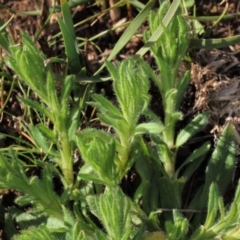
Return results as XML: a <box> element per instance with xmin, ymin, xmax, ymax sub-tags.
<box><xmin>162</xmin><ymin>72</ymin><xmax>178</xmax><ymax>178</ymax></box>
<box><xmin>119</xmin><ymin>139</ymin><xmax>131</xmax><ymax>178</ymax></box>
<box><xmin>60</xmin><ymin>130</ymin><xmax>73</xmax><ymax>186</ymax></box>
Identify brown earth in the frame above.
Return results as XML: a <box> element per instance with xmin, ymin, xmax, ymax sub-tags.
<box><xmin>0</xmin><ymin>0</ymin><xmax>240</xmax><ymax>239</ymax></box>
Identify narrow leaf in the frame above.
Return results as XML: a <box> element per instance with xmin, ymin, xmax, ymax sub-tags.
<box><xmin>19</xmin><ymin>97</ymin><xmax>53</xmax><ymax>120</ymax></box>
<box><xmin>105</xmin><ymin>60</ymin><xmax>119</xmax><ymax>82</ymax></box>
<box><xmin>135</xmin><ymin>0</ymin><xmax>181</xmax><ymax>58</ymax></box>
<box><xmin>0</xmin><ymin>16</ymin><xmax>14</xmax><ymax>53</ymax></box>
<box><xmin>134</xmin><ymin>122</ymin><xmax>164</xmax><ymax>136</ymax></box>
<box><xmin>94</xmin><ymin>0</ymin><xmax>155</xmax><ymax>75</ymax></box>
<box><xmin>193</xmin><ymin>124</ymin><xmax>236</xmax><ymax>226</ymax></box>
<box><xmin>205</xmin><ymin>124</ymin><xmax>236</xmax><ymax>196</ymax></box>
<box><xmin>60</xmin><ymin>75</ymin><xmax>74</xmax><ymax>119</ymax></box>
<box><xmin>204</xmin><ymin>183</ymin><xmax>219</xmax><ymax>229</ymax></box>
<box><xmin>176</xmin><ymin>112</ymin><xmax>209</xmax><ymax>148</ymax></box>
<box><xmin>176</xmin><ymin>141</ymin><xmax>211</xmax><ymax>179</ymax></box>
<box><xmin>30</xmin><ymin>125</ymin><xmax>59</xmax><ymax>157</ymax></box>
<box><xmin>189</xmin><ymin>35</ymin><xmax>240</xmax><ymax>49</ymax></box>
<box><xmin>175</xmin><ymin>71</ymin><xmax>191</xmax><ymax>109</ymax></box>
<box><xmin>57</xmin><ymin>16</ymin><xmax>81</xmax><ymax>74</ymax></box>
<box><xmin>37</xmin><ymin>124</ymin><xmax>58</xmax><ymax>144</ymax></box>
<box><xmin>134</xmin><ymin>181</ymin><xmax>150</xmax><ymax>203</ymax></box>
<box><xmin>90</xmin><ymin>94</ymin><xmax>123</xmax><ymax>119</ymax></box>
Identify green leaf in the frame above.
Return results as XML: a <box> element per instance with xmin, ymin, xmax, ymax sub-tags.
<box><xmin>72</xmin><ymin>222</ymin><xmax>87</xmax><ymax>240</ymax></box>
<box><xmin>95</xmin><ymin>230</ymin><xmax>108</xmax><ymax>240</ymax></box>
<box><xmin>0</xmin><ymin>29</ymin><xmax>10</xmax><ymax>53</ymax></box>
<box><xmin>157</xmin><ymin>22</ymin><xmax>177</xmax><ymax>67</ymax></box>
<box><xmin>46</xmin><ymin>216</ymin><xmax>65</xmax><ymax>232</ymax></box>
<box><xmin>132</xmin><ymin>225</ymin><xmax>147</xmax><ymax>240</ymax></box>
<box><xmin>134</xmin><ymin>122</ymin><xmax>164</xmax><ymax>135</ymax></box>
<box><xmin>46</xmin><ymin>69</ymin><xmax>59</xmax><ymax>111</ymax></box>
<box><xmin>62</xmin><ymin>205</ymin><xmax>75</xmax><ymax>231</ymax></box>
<box><xmin>175</xmin><ymin>141</ymin><xmax>211</xmax><ymax>179</ymax></box>
<box><xmin>4</xmin><ymin>207</ymin><xmax>20</xmax><ymax>239</ymax></box>
<box><xmin>113</xmin><ymin>58</ymin><xmax>150</xmax><ymax>125</ymax></box>
<box><xmin>204</xmin><ymin>183</ymin><xmax>219</xmax><ymax>229</ymax></box>
<box><xmin>90</xmin><ymin>94</ymin><xmax>123</xmax><ymax>120</ymax></box>
<box><xmin>167</xmin><ymin>210</ymin><xmax>188</xmax><ymax>240</ymax></box>
<box><xmin>225</xmin><ymin>225</ymin><xmax>240</xmax><ymax>239</ymax></box>
<box><xmin>218</xmin><ymin>197</ymin><xmax>225</xmax><ymax>220</ymax></box>
<box><xmin>105</xmin><ymin>60</ymin><xmax>119</xmax><ymax>82</ymax></box>
<box><xmin>58</xmin><ymin>0</ymin><xmax>81</xmax><ymax>74</ymax></box>
<box><xmin>97</xmin><ymin>113</ymin><xmax>128</xmax><ymax>138</ymax></box>
<box><xmin>13</xmin><ymin>225</ymin><xmax>59</xmax><ymax>240</ymax></box>
<box><xmin>144</xmin><ymin>109</ymin><xmax>164</xmax><ymax>128</ymax></box>
<box><xmin>41</xmin><ymin>167</ymin><xmax>62</xmax><ymax>208</ymax></box>
<box><xmin>186</xmin><ymin>186</ymin><xmax>204</xmax><ymax>220</ymax></box>
<box><xmin>176</xmin><ymin>15</ymin><xmax>190</xmax><ymax>58</ymax></box>
<box><xmin>139</xmin><ymin>61</ymin><xmax>162</xmax><ymax>94</ymax></box>
<box><xmin>15</xmin><ymin>195</ymin><xmax>33</xmax><ymax>207</ymax></box>
<box><xmin>233</xmin><ymin>180</ymin><xmax>240</xmax><ymax>206</ymax></box>
<box><xmin>90</xmin><ymin>94</ymin><xmax>129</xmax><ymax>136</ymax></box>
<box><xmin>86</xmin><ymin>187</ymin><xmax>138</xmax><ymax>240</ymax></box>
<box><xmin>189</xmin><ymin>225</ymin><xmax>207</xmax><ymax>240</ymax></box>
<box><xmin>76</xmin><ymin>128</ymin><xmax>119</xmax><ymax>186</ymax></box>
<box><xmin>210</xmin><ymin>202</ymin><xmax>238</xmax><ymax>234</ymax></box>
<box><xmin>193</xmin><ymin>124</ymin><xmax>236</xmax><ymax>226</ymax></box>
<box><xmin>143</xmin><ymin>231</ymin><xmax>166</xmax><ymax>240</ymax></box>
<box><xmin>19</xmin><ymin>97</ymin><xmax>53</xmax><ymax>121</ymax></box>
<box><xmin>205</xmin><ymin>124</ymin><xmax>236</xmax><ymax>196</ymax></box>
<box><xmin>164</xmin><ymin>89</ymin><xmax>183</xmax><ymax>134</ymax></box>
<box><xmin>175</xmin><ymin>71</ymin><xmax>191</xmax><ymax>110</ymax></box>
<box><xmin>95</xmin><ymin>0</ymin><xmax>155</xmax><ymax>74</ymax></box>
<box><xmin>29</xmin><ymin>125</ymin><xmax>49</xmax><ymax>151</ymax></box>
<box><xmin>135</xmin><ymin>0</ymin><xmax>181</xmax><ymax>58</ymax></box>
<box><xmin>78</xmin><ymin>173</ymin><xmax>105</xmax><ymax>184</ymax></box>
<box><xmin>0</xmin><ymin>16</ymin><xmax>14</xmax><ymax>53</ymax></box>
<box><xmin>77</xmin><ymin>163</ymin><xmax>103</xmax><ymax>183</ymax></box>
<box><xmin>135</xmin><ymin>138</ymin><xmax>160</xmax><ymax>181</ymax></box>
<box><xmin>176</xmin><ymin>112</ymin><xmax>209</xmax><ymax>148</ymax></box>
<box><xmin>158</xmin><ymin>177</ymin><xmax>183</xmax><ymax>209</ymax></box>
<box><xmin>60</xmin><ymin>0</ymin><xmax>77</xmax><ymax>41</ymax></box>
<box><xmin>59</xmin><ymin>75</ymin><xmax>74</xmax><ymax>122</ymax></box>
<box><xmin>189</xmin><ymin>35</ymin><xmax>240</xmax><ymax>49</ymax></box>
<box><xmin>109</xmin><ymin>0</ymin><xmax>154</xmax><ymax>60</ymax></box>
<box><xmin>36</xmin><ymin>124</ymin><xmax>58</xmax><ymax>145</ymax></box>
<box><xmin>29</xmin><ymin>125</ymin><xmax>59</xmax><ymax>157</ymax></box>
<box><xmin>12</xmin><ymin>209</ymin><xmax>47</xmax><ymax>230</ymax></box>
<box><xmin>67</xmin><ymin>106</ymin><xmax>81</xmax><ymax>142</ymax></box>
<box><xmin>142</xmin><ymin>175</ymin><xmax>160</xmax><ymax>214</ymax></box>
<box><xmin>0</xmin><ymin>151</ymin><xmax>63</xmax><ymax>220</ymax></box>
<box><xmin>57</xmin><ymin>17</ymin><xmax>80</xmax><ymax>74</ymax></box>
<box><xmin>19</xmin><ymin>34</ymin><xmax>48</xmax><ymax>97</ymax></box>
<box><xmin>134</xmin><ymin>180</ymin><xmax>150</xmax><ymax>203</ymax></box>
<box><xmin>7</xmin><ymin>34</ymin><xmax>55</xmax><ymax>106</ymax></box>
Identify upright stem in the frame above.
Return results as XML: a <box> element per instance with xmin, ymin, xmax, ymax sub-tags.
<box><xmin>60</xmin><ymin>130</ymin><xmax>73</xmax><ymax>186</ymax></box>
<box><xmin>162</xmin><ymin>71</ymin><xmax>178</xmax><ymax>178</ymax></box>
<box><xmin>117</xmin><ymin>126</ymin><xmax>134</xmax><ymax>179</ymax></box>
<box><xmin>119</xmin><ymin>138</ymin><xmax>131</xmax><ymax>178</ymax></box>
<box><xmin>162</xmin><ymin>144</ymin><xmax>175</xmax><ymax>179</ymax></box>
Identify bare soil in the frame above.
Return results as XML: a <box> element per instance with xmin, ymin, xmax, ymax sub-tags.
<box><xmin>1</xmin><ymin>0</ymin><xmax>240</xmax><ymax>239</ymax></box>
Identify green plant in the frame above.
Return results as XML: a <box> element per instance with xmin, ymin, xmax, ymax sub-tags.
<box><xmin>0</xmin><ymin>0</ymin><xmax>239</xmax><ymax>239</ymax></box>
<box><xmin>134</xmin><ymin>2</ymin><xmax>236</xmax><ymax>229</ymax></box>
<box><xmin>76</xmin><ymin>1</ymin><xmax>238</xmax><ymax>238</ymax></box>
<box><xmin>77</xmin><ymin>58</ymin><xmax>163</xmax><ymax>185</ymax></box>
